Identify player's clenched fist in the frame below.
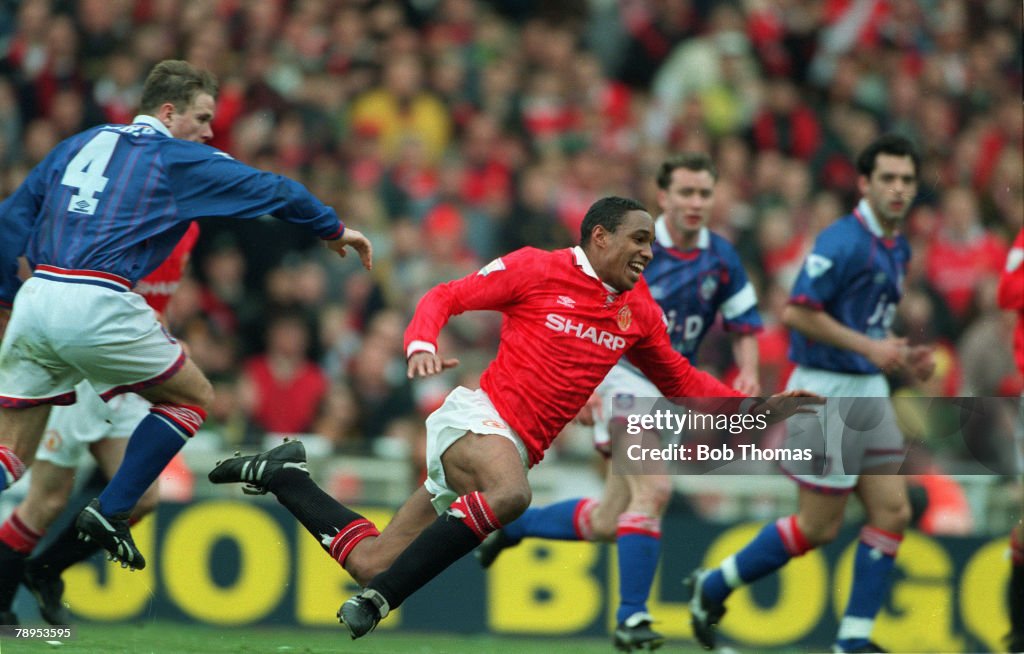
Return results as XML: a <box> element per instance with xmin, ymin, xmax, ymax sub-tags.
<box><xmin>407</xmin><ymin>351</ymin><xmax>460</xmax><ymax>379</ymax></box>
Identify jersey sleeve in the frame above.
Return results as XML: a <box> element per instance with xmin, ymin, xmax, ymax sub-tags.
<box><xmin>997</xmin><ymin>229</ymin><xmax>1024</xmax><ymax>311</ymax></box>
<box><xmin>165</xmin><ymin>147</ymin><xmax>344</xmax><ymax>240</ymax></box>
<box><xmin>624</xmin><ymin>299</ymin><xmax>744</xmax><ymax>400</ymax></box>
<box><xmin>789</xmin><ymin>229</ymin><xmax>847</xmax><ymax>310</ymax></box>
<box><xmin>0</xmin><ymin>161</ymin><xmax>49</xmax><ymax>307</ymax></box>
<box><xmin>718</xmin><ymin>244</ymin><xmax>763</xmax><ymax>333</ymax></box>
<box><xmin>404</xmin><ymin>248</ymin><xmax>535</xmax><ymax>356</ymax></box>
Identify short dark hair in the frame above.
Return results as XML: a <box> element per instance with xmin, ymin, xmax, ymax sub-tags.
<box><xmin>656</xmin><ymin>152</ymin><xmax>718</xmax><ymax>189</ymax></box>
<box><xmin>580</xmin><ymin>196</ymin><xmax>648</xmax><ymax>247</ymax></box>
<box><xmin>856</xmin><ymin>133</ymin><xmax>920</xmax><ymax>178</ymax></box>
<box><xmin>139</xmin><ymin>60</ymin><xmax>218</xmax><ymax>114</ymax></box>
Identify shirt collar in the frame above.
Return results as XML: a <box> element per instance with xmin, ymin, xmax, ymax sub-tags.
<box><xmin>855</xmin><ymin>198</ymin><xmax>886</xmax><ymax>238</ymax></box>
<box><xmin>655</xmin><ymin>216</ymin><xmax>709</xmax><ymax>250</ymax></box>
<box><xmin>572</xmin><ymin>246</ymin><xmax>619</xmax><ymax>294</ymax></box>
<box><xmin>132</xmin><ymin>114</ymin><xmax>172</xmax><ymax>138</ymax></box>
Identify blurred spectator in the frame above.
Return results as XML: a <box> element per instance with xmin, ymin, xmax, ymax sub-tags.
<box><xmin>612</xmin><ymin>0</ymin><xmax>700</xmax><ymax>89</ymax></box>
<box><xmin>92</xmin><ymin>50</ymin><xmax>142</xmax><ymax>124</ymax></box>
<box><xmin>651</xmin><ymin>4</ymin><xmax>760</xmax><ymax>142</ymax></box>
<box><xmin>751</xmin><ymin>75</ymin><xmax>821</xmax><ymax>160</ymax></box>
<box><xmin>346</xmin><ymin>311</ymin><xmax>416</xmax><ymax>441</ymax></box>
<box><xmin>240</xmin><ymin>312</ymin><xmax>329</xmax><ymax>436</ymax></box>
<box><xmin>924</xmin><ymin>186</ymin><xmax>1009</xmax><ymax>325</ymax></box>
<box><xmin>313</xmin><ymin>382</ymin><xmax>363</xmax><ymax>452</ymax></box>
<box><xmin>349</xmin><ymin>52</ymin><xmax>451</xmax><ymax>164</ymax></box>
<box><xmin>958</xmin><ymin>278</ymin><xmax>1020</xmax><ymax>397</ymax></box>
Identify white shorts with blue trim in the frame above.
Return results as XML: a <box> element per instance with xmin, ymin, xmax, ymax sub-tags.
<box><xmin>0</xmin><ymin>270</ymin><xmax>184</xmax><ymax>407</ymax></box>
<box><xmin>782</xmin><ymin>366</ymin><xmax>904</xmax><ymax>491</ymax></box>
<box><xmin>423</xmin><ymin>386</ymin><xmax>529</xmax><ymax>515</ymax></box>
<box><xmin>36</xmin><ymin>380</ymin><xmax>151</xmax><ymax>468</ymax></box>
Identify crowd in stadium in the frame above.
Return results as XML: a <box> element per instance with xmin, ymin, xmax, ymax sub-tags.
<box><xmin>0</xmin><ymin>0</ymin><xmax>1020</xmax><ymax>480</ymax></box>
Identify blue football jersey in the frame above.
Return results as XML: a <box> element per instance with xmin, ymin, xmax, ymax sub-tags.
<box><xmin>642</xmin><ymin>222</ymin><xmax>762</xmax><ymax>362</ymax></box>
<box><xmin>788</xmin><ymin>200</ymin><xmax>911</xmax><ymax>374</ymax></box>
<box><xmin>0</xmin><ymin>116</ymin><xmax>343</xmax><ymax>305</ymax></box>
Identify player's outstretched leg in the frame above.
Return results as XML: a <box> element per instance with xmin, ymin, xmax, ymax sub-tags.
<box><xmin>339</xmin><ymin>490</ymin><xmax>507</xmax><ymax>639</ymax></box>
<box><xmin>210</xmin><ymin>438</ymin><xmax>384</xmax><ymax>584</ymax></box>
<box><xmin>683</xmin><ymin>514</ymin><xmax>815</xmax><ymax>650</ymax></box>
<box><xmin>208</xmin><ymin>438</ymin><xmax>308</xmax><ymax>493</ymax></box>
<box><xmin>81</xmin><ymin>402</ymin><xmax>207</xmax><ymax>569</ymax></box>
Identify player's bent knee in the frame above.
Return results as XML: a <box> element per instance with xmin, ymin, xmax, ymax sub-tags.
<box><xmin>487</xmin><ymin>485</ymin><xmax>532</xmax><ymax>524</ymax></box>
<box><xmin>800</xmin><ymin>519</ymin><xmax>841</xmax><ymax>547</ymax></box>
<box><xmin>872</xmin><ymin>500</ymin><xmax>911</xmax><ymax>534</ymax></box>
<box><xmin>635</xmin><ymin>475</ymin><xmax>673</xmax><ymax>513</ymax></box>
<box><xmin>588</xmin><ymin>518</ymin><xmax>617</xmax><ymax>542</ymax></box>
<box><xmin>147</xmin><ymin>363</ymin><xmax>215</xmax><ymax>411</ymax></box>
<box><xmin>189</xmin><ymin>376</ymin><xmax>215</xmax><ymax>411</ymax></box>
<box><xmin>586</xmin><ymin>502</ymin><xmax>618</xmax><ymax>541</ymax></box>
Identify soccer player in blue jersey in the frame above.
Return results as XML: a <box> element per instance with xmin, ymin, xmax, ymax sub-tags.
<box><xmin>0</xmin><ymin>60</ymin><xmax>373</xmax><ymax>571</ymax></box>
<box><xmin>685</xmin><ymin>134</ymin><xmax>935</xmax><ymax>654</ymax></box>
<box><xmin>474</xmin><ymin>152</ymin><xmax>764</xmax><ymax>652</ymax></box>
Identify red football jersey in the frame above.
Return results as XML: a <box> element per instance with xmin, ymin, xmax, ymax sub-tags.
<box><xmin>997</xmin><ymin>229</ymin><xmax>1024</xmax><ymax>378</ymax></box>
<box><xmin>134</xmin><ymin>222</ymin><xmax>200</xmax><ymax>315</ymax></box>
<box><xmin>405</xmin><ymin>246</ymin><xmax>744</xmax><ymax>465</ymax></box>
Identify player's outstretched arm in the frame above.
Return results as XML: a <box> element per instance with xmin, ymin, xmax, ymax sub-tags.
<box><xmin>750</xmin><ymin>389</ymin><xmax>825</xmax><ymax>425</ymax></box>
<box><xmin>407</xmin><ymin>351</ymin><xmax>460</xmax><ymax>379</ymax></box>
<box><xmin>325</xmin><ymin>228</ymin><xmax>373</xmax><ymax>270</ymax></box>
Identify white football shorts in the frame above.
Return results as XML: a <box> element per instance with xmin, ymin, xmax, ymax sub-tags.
<box><xmin>423</xmin><ymin>386</ymin><xmax>530</xmax><ymax>515</ymax></box>
<box><xmin>782</xmin><ymin>365</ymin><xmax>904</xmax><ymax>492</ymax></box>
<box><xmin>593</xmin><ymin>362</ymin><xmax>661</xmax><ymax>456</ymax></box>
<box><xmin>36</xmin><ymin>380</ymin><xmax>151</xmax><ymax>468</ymax></box>
<box><xmin>0</xmin><ymin>269</ymin><xmax>184</xmax><ymax>407</ymax></box>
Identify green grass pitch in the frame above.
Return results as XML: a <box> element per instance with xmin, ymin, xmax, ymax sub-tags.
<box><xmin>0</xmin><ymin>621</ymin><xmax>721</xmax><ymax>654</ymax></box>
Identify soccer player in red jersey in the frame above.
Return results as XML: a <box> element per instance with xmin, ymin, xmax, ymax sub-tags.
<box><xmin>997</xmin><ymin>227</ymin><xmax>1024</xmax><ymax>652</ymax></box>
<box><xmin>210</xmin><ymin>196</ymin><xmax>821</xmax><ymax>638</ymax></box>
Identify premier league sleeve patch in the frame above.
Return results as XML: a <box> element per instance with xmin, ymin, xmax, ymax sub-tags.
<box><xmin>805</xmin><ymin>253</ymin><xmax>833</xmax><ymax>279</ymax></box>
<box><xmin>477</xmin><ymin>258</ymin><xmax>506</xmax><ymax>276</ymax></box>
